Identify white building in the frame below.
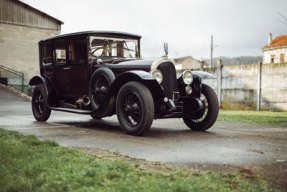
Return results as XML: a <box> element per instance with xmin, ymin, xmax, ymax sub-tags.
<box><xmin>263</xmin><ymin>33</ymin><xmax>287</xmax><ymax>64</ymax></box>
<box><xmin>174</xmin><ymin>56</ymin><xmax>204</xmax><ymax>70</ymax></box>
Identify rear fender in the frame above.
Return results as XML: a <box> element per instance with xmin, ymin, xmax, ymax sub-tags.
<box><xmin>29</xmin><ymin>76</ymin><xmax>58</xmax><ymax>107</ymax></box>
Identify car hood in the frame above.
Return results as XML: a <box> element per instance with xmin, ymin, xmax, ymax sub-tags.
<box><xmin>102</xmin><ymin>57</ymin><xmax>176</xmax><ymax>76</ymax></box>
<box><xmin>108</xmin><ymin>57</ymin><xmax>175</xmax><ymax>69</ymax></box>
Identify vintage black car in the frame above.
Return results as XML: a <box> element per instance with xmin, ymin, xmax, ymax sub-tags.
<box><xmin>29</xmin><ymin>31</ymin><xmax>219</xmax><ymax>136</ymax></box>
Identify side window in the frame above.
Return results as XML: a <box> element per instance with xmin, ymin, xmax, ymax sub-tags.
<box><xmin>69</xmin><ymin>37</ymin><xmax>86</xmax><ymax>63</ymax></box>
<box><xmin>42</xmin><ymin>42</ymin><xmax>52</xmax><ymax>64</ymax></box>
<box><xmin>54</xmin><ymin>38</ymin><xmax>66</xmax><ymax>64</ymax></box>
<box><xmin>271</xmin><ymin>55</ymin><xmax>274</xmax><ymax>63</ymax></box>
<box><xmin>280</xmin><ymin>54</ymin><xmax>285</xmax><ymax>63</ymax></box>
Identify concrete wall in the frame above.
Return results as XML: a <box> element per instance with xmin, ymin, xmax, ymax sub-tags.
<box><xmin>261</xmin><ymin>63</ymin><xmax>287</xmax><ymax>111</ymax></box>
<box><xmin>191</xmin><ymin>63</ymin><xmax>287</xmax><ymax>111</ymax></box>
<box><xmin>0</xmin><ymin>23</ymin><xmax>60</xmax><ymax>79</ymax></box>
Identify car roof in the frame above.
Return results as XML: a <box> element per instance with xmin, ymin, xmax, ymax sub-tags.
<box><xmin>40</xmin><ymin>31</ymin><xmax>142</xmax><ymax>42</ymax></box>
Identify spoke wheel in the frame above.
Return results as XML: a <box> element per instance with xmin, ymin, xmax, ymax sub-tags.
<box><xmin>183</xmin><ymin>83</ymin><xmax>219</xmax><ymax>131</ymax></box>
<box><xmin>92</xmin><ymin>74</ymin><xmax>109</xmax><ymax>108</ymax></box>
<box><xmin>116</xmin><ymin>81</ymin><xmax>154</xmax><ymax>136</ymax></box>
<box><xmin>32</xmin><ymin>84</ymin><xmax>51</xmax><ymax>122</ymax></box>
<box><xmin>122</xmin><ymin>92</ymin><xmax>142</xmax><ymax>127</ymax></box>
<box><xmin>192</xmin><ymin>94</ymin><xmax>208</xmax><ymax>123</ymax></box>
<box><xmin>35</xmin><ymin>92</ymin><xmax>44</xmax><ymax>115</ymax></box>
<box><xmin>89</xmin><ymin>68</ymin><xmax>115</xmax><ymax>110</ymax></box>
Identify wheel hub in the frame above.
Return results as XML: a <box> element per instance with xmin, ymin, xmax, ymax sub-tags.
<box><xmin>125</xmin><ymin>103</ymin><xmax>139</xmax><ymax>112</ymax></box>
<box><xmin>122</xmin><ymin>92</ymin><xmax>142</xmax><ymax>127</ymax></box>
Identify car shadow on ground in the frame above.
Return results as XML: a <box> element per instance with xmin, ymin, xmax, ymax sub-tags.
<box><xmin>46</xmin><ymin>117</ymin><xmax>218</xmax><ymax>138</ymax></box>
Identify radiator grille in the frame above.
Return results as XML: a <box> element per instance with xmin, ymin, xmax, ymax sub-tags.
<box><xmin>157</xmin><ymin>62</ymin><xmax>178</xmax><ymax>99</ymax></box>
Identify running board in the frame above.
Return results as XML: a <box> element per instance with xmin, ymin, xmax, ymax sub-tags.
<box><xmin>49</xmin><ymin>107</ymin><xmax>94</xmax><ymax>114</ymax></box>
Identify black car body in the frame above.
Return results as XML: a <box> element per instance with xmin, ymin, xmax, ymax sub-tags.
<box><xmin>30</xmin><ymin>31</ymin><xmax>219</xmax><ymax>135</ymax></box>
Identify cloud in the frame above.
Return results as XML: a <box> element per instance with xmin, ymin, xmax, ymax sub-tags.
<box><xmin>22</xmin><ymin>0</ymin><xmax>287</xmax><ymax>59</ymax></box>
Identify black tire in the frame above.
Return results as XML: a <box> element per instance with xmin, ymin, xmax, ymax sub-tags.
<box><xmin>116</xmin><ymin>81</ymin><xmax>154</xmax><ymax>136</ymax></box>
<box><xmin>31</xmin><ymin>84</ymin><xmax>51</xmax><ymax>122</ymax></box>
<box><xmin>89</xmin><ymin>68</ymin><xmax>115</xmax><ymax>110</ymax></box>
<box><xmin>183</xmin><ymin>83</ymin><xmax>219</xmax><ymax>131</ymax></box>
<box><xmin>90</xmin><ymin>113</ymin><xmax>101</xmax><ymax>120</ymax></box>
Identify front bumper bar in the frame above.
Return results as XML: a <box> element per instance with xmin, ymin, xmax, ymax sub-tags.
<box><xmin>159</xmin><ymin>97</ymin><xmax>204</xmax><ymax>119</ymax></box>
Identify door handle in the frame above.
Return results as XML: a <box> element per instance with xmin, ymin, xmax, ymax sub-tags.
<box><xmin>63</xmin><ymin>67</ymin><xmax>70</xmax><ymax>70</ymax></box>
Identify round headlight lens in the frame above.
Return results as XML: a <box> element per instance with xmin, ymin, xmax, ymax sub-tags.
<box><xmin>186</xmin><ymin>85</ymin><xmax>192</xmax><ymax>94</ymax></box>
<box><xmin>183</xmin><ymin>70</ymin><xmax>193</xmax><ymax>85</ymax></box>
<box><xmin>151</xmin><ymin>69</ymin><xmax>163</xmax><ymax>84</ymax></box>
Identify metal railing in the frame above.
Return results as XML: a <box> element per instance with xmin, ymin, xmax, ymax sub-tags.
<box><xmin>0</xmin><ymin>65</ymin><xmax>31</xmax><ymax>96</ymax></box>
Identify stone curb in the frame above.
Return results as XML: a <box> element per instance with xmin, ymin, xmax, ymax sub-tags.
<box><xmin>0</xmin><ymin>83</ymin><xmax>32</xmax><ymax>101</ymax></box>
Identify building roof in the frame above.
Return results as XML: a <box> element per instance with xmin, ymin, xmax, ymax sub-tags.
<box><xmin>0</xmin><ymin>0</ymin><xmax>63</xmax><ymax>30</ymax></box>
<box><xmin>263</xmin><ymin>34</ymin><xmax>287</xmax><ymax>49</ymax></box>
<box><xmin>17</xmin><ymin>0</ymin><xmax>64</xmax><ymax>24</ymax></box>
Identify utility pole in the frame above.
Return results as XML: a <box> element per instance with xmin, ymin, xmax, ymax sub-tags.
<box><xmin>210</xmin><ymin>35</ymin><xmax>213</xmax><ymax>68</ymax></box>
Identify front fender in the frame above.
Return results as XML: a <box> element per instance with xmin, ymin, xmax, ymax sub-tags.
<box><xmin>112</xmin><ymin>71</ymin><xmax>167</xmax><ymax>101</ymax></box>
<box><xmin>90</xmin><ymin>70</ymin><xmax>167</xmax><ymax>118</ymax></box>
<box><xmin>192</xmin><ymin>71</ymin><xmax>215</xmax><ymax>79</ymax></box>
<box><xmin>29</xmin><ymin>76</ymin><xmax>58</xmax><ymax>107</ymax></box>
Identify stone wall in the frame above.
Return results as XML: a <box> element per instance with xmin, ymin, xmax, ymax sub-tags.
<box><xmin>192</xmin><ymin>63</ymin><xmax>287</xmax><ymax>111</ymax></box>
<box><xmin>0</xmin><ymin>23</ymin><xmax>60</xmax><ymax>79</ymax></box>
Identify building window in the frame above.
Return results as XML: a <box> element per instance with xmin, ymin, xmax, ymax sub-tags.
<box><xmin>271</xmin><ymin>55</ymin><xmax>274</xmax><ymax>63</ymax></box>
<box><xmin>54</xmin><ymin>38</ymin><xmax>66</xmax><ymax>63</ymax></box>
<box><xmin>280</xmin><ymin>54</ymin><xmax>285</xmax><ymax>63</ymax></box>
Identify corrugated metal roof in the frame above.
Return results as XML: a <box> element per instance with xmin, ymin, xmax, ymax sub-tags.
<box><xmin>0</xmin><ymin>0</ymin><xmax>63</xmax><ymax>30</ymax></box>
<box><xmin>16</xmin><ymin>0</ymin><xmax>63</xmax><ymax>24</ymax></box>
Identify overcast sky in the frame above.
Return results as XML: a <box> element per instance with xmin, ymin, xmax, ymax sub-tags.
<box><xmin>22</xmin><ymin>0</ymin><xmax>287</xmax><ymax>60</ymax></box>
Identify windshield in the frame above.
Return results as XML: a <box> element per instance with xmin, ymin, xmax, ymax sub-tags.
<box><xmin>89</xmin><ymin>36</ymin><xmax>139</xmax><ymax>61</ymax></box>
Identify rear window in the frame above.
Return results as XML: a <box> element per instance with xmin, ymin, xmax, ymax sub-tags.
<box><xmin>42</xmin><ymin>42</ymin><xmax>52</xmax><ymax>64</ymax></box>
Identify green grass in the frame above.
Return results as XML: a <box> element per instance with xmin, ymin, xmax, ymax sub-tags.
<box><xmin>0</xmin><ymin>129</ymin><xmax>278</xmax><ymax>192</ymax></box>
<box><xmin>218</xmin><ymin>110</ymin><xmax>287</xmax><ymax>127</ymax></box>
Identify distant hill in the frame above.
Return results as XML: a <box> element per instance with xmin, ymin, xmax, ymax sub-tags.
<box><xmin>204</xmin><ymin>56</ymin><xmax>262</xmax><ymax>66</ymax></box>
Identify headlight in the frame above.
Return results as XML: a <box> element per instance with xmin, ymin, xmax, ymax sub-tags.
<box><xmin>185</xmin><ymin>85</ymin><xmax>192</xmax><ymax>94</ymax></box>
<box><xmin>150</xmin><ymin>69</ymin><xmax>163</xmax><ymax>84</ymax></box>
<box><xmin>182</xmin><ymin>70</ymin><xmax>193</xmax><ymax>85</ymax></box>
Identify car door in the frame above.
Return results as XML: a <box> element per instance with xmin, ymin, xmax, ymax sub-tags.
<box><xmin>68</xmin><ymin>35</ymin><xmax>89</xmax><ymax>97</ymax></box>
<box><xmin>52</xmin><ymin>37</ymin><xmax>71</xmax><ymax>96</ymax></box>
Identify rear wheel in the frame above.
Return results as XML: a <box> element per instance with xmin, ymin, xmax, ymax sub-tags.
<box><xmin>89</xmin><ymin>68</ymin><xmax>115</xmax><ymax>110</ymax></box>
<box><xmin>183</xmin><ymin>83</ymin><xmax>219</xmax><ymax>131</ymax></box>
<box><xmin>116</xmin><ymin>81</ymin><xmax>154</xmax><ymax>136</ymax></box>
<box><xmin>32</xmin><ymin>84</ymin><xmax>51</xmax><ymax>122</ymax></box>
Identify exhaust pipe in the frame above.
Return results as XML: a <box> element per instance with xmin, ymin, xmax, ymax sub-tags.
<box><xmin>82</xmin><ymin>95</ymin><xmax>90</xmax><ymax>106</ymax></box>
<box><xmin>76</xmin><ymin>95</ymin><xmax>90</xmax><ymax>108</ymax></box>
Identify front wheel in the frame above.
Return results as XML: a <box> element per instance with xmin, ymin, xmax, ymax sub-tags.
<box><xmin>116</xmin><ymin>82</ymin><xmax>154</xmax><ymax>136</ymax></box>
<box><xmin>32</xmin><ymin>84</ymin><xmax>51</xmax><ymax>122</ymax></box>
<box><xmin>183</xmin><ymin>84</ymin><xmax>219</xmax><ymax>131</ymax></box>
